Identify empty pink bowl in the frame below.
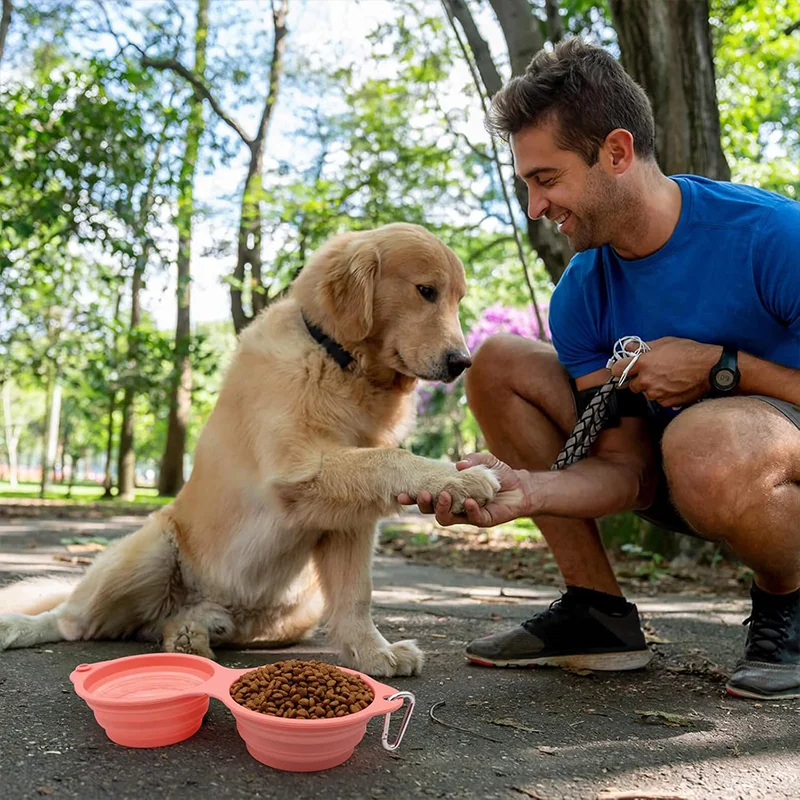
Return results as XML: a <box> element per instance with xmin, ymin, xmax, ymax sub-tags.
<box><xmin>70</xmin><ymin>653</ymin><xmax>415</xmax><ymax>772</ymax></box>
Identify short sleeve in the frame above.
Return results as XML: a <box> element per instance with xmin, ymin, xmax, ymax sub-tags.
<box><xmin>549</xmin><ymin>258</ymin><xmax>610</xmax><ymax>379</ymax></box>
<box><xmin>753</xmin><ymin>201</ymin><xmax>800</xmax><ymax>332</ymax></box>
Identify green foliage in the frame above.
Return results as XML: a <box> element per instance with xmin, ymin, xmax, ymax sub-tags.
<box><xmin>712</xmin><ymin>0</ymin><xmax>799</xmax><ymax>197</ymax></box>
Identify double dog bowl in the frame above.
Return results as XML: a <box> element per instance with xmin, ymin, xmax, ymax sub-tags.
<box><xmin>70</xmin><ymin>653</ymin><xmax>415</xmax><ymax>772</ymax></box>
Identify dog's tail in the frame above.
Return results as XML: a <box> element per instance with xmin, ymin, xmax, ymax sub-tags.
<box><xmin>0</xmin><ymin>576</ymin><xmax>78</xmax><ymax>615</ymax></box>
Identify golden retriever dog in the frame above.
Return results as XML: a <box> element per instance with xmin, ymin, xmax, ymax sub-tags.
<box><xmin>0</xmin><ymin>223</ymin><xmax>499</xmax><ymax>676</ymax></box>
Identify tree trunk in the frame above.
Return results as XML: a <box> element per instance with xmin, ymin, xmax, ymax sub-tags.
<box><xmin>101</xmin><ymin>287</ymin><xmax>124</xmax><ymax>499</ymax></box>
<box><xmin>158</xmin><ymin>0</ymin><xmax>210</xmax><ymax>497</ymax></box>
<box><xmin>487</xmin><ymin>0</ymin><xmax>544</xmax><ymax>77</ymax></box>
<box><xmin>0</xmin><ymin>0</ymin><xmax>12</xmax><ymax>67</ymax></box>
<box><xmin>58</xmin><ymin>422</ymin><xmax>69</xmax><ymax>483</ymax></box>
<box><xmin>445</xmin><ymin>0</ymin><xmax>573</xmax><ymax>283</ymax></box>
<box><xmin>39</xmin><ymin>371</ymin><xmax>61</xmax><ymax>499</ymax></box>
<box><xmin>101</xmin><ymin>392</ymin><xmax>117</xmax><ymax>498</ymax></box>
<box><xmin>118</xmin><ymin>117</ymin><xmax>171</xmax><ymax>501</ymax></box>
<box><xmin>1</xmin><ymin>381</ymin><xmax>19</xmax><ymax>487</ymax></box>
<box><xmin>117</xmin><ymin>262</ymin><xmax>144</xmax><ymax>501</ymax></box>
<box><xmin>67</xmin><ymin>448</ymin><xmax>83</xmax><ymax>499</ymax></box>
<box><xmin>230</xmin><ymin>0</ymin><xmax>288</xmax><ymax>334</ymax></box>
<box><xmin>609</xmin><ymin>0</ymin><xmax>730</xmax><ymax>180</ymax></box>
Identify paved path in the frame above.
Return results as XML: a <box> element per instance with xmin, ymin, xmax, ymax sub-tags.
<box><xmin>1</xmin><ymin>511</ymin><xmax>798</xmax><ymax>799</ymax></box>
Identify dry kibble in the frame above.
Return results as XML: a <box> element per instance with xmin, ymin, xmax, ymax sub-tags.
<box><xmin>229</xmin><ymin>659</ymin><xmax>374</xmax><ymax>719</ymax></box>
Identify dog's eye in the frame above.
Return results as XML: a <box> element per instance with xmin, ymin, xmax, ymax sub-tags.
<box><xmin>417</xmin><ymin>285</ymin><xmax>437</xmax><ymax>303</ymax></box>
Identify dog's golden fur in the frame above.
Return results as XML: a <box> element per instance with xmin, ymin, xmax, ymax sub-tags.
<box><xmin>0</xmin><ymin>223</ymin><xmax>499</xmax><ymax>676</ymax></box>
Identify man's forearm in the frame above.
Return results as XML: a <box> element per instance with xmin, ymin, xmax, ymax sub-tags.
<box><xmin>739</xmin><ymin>352</ymin><xmax>800</xmax><ymax>406</ymax></box>
<box><xmin>522</xmin><ymin>455</ymin><xmax>654</xmax><ymax>520</ymax></box>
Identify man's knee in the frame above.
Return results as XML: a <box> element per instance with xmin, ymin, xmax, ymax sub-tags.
<box><xmin>466</xmin><ymin>334</ymin><xmax>560</xmax><ymax>402</ymax></box>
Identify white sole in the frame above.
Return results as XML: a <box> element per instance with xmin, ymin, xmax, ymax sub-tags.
<box><xmin>468</xmin><ymin>648</ymin><xmax>654</xmax><ymax>671</ymax></box>
<box><xmin>726</xmin><ymin>684</ymin><xmax>800</xmax><ymax>701</ymax></box>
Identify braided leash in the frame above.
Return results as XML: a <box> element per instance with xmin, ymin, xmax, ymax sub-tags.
<box><xmin>551</xmin><ymin>336</ymin><xmax>650</xmax><ymax>471</ymax></box>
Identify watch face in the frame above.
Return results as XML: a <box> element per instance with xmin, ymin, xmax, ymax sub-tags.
<box><xmin>715</xmin><ymin>369</ymin><xmax>736</xmax><ymax>389</ymax></box>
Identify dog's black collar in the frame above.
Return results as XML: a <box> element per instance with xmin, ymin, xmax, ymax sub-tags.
<box><xmin>302</xmin><ymin>314</ymin><xmax>355</xmax><ymax>370</ymax></box>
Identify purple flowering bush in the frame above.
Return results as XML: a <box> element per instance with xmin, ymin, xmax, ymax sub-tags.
<box><xmin>416</xmin><ymin>303</ymin><xmax>549</xmax><ymax>416</ymax></box>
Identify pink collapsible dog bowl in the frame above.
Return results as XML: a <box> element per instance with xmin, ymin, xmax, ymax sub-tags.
<box><xmin>70</xmin><ymin>653</ymin><xmax>415</xmax><ymax>772</ymax></box>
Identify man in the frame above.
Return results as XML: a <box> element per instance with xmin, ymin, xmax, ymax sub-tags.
<box><xmin>398</xmin><ymin>38</ymin><xmax>800</xmax><ymax>700</ymax></box>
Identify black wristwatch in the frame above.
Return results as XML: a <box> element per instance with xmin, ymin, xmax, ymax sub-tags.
<box><xmin>709</xmin><ymin>346</ymin><xmax>740</xmax><ymax>396</ymax></box>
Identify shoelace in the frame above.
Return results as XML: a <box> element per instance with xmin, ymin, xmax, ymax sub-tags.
<box><xmin>522</xmin><ymin>595</ymin><xmax>575</xmax><ymax>631</ymax></box>
<box><xmin>742</xmin><ymin>605</ymin><xmax>794</xmax><ymax>661</ymax></box>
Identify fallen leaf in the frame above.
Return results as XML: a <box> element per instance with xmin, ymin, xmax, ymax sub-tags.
<box><xmin>510</xmin><ymin>787</ymin><xmax>546</xmax><ymax>799</ymax></box>
<box><xmin>37</xmin><ymin>788</ymin><xmax>54</xmax><ymax>796</ymax></box>
<box><xmin>642</xmin><ymin>621</ymin><xmax>671</xmax><ymax>645</ymax></box>
<box><xmin>52</xmin><ymin>555</ymin><xmax>92</xmax><ymax>566</ymax></box>
<box><xmin>634</xmin><ymin>709</ymin><xmax>692</xmax><ymax>727</ymax></box>
<box><xmin>491</xmin><ymin>717</ymin><xmax>542</xmax><ymax>734</ymax></box>
<box><xmin>663</xmin><ymin>660</ymin><xmax>729</xmax><ymax>682</ymax></box>
<box><xmin>537</xmin><ymin>745</ymin><xmax>557</xmax><ymax>755</ymax></box>
<box><xmin>65</xmin><ymin>542</ymin><xmax>106</xmax><ymax>553</ymax></box>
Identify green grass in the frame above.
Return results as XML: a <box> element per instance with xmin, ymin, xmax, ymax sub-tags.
<box><xmin>0</xmin><ymin>481</ymin><xmax>171</xmax><ymax>506</ymax></box>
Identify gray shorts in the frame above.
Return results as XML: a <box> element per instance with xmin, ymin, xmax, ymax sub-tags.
<box><xmin>569</xmin><ymin>388</ymin><xmax>800</xmax><ymax>536</ymax></box>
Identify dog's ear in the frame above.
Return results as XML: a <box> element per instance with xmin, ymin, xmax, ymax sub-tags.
<box><xmin>319</xmin><ymin>234</ymin><xmax>381</xmax><ymax>342</ymax></box>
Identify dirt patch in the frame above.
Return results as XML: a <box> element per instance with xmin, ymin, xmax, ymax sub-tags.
<box><xmin>0</xmin><ymin>500</ymin><xmax>160</xmax><ymax>519</ymax></box>
<box><xmin>377</xmin><ymin>517</ymin><xmax>752</xmax><ymax>598</ymax></box>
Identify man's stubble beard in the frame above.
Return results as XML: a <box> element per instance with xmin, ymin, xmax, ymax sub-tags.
<box><xmin>569</xmin><ymin>169</ymin><xmax>638</xmax><ymax>253</ymax></box>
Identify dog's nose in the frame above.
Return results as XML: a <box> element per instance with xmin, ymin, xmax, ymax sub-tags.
<box><xmin>445</xmin><ymin>351</ymin><xmax>472</xmax><ymax>379</ymax></box>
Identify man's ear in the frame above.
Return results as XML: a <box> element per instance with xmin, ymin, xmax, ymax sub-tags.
<box><xmin>602</xmin><ymin>128</ymin><xmax>635</xmax><ymax>174</ymax></box>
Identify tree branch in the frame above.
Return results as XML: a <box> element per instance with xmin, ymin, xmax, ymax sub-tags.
<box><xmin>141</xmin><ymin>55</ymin><xmax>252</xmax><ymax>146</ymax></box>
<box><xmin>0</xmin><ymin>0</ymin><xmax>13</xmax><ymax>67</ymax></box>
<box><xmin>252</xmin><ymin>0</ymin><xmax>288</xmax><ymax>149</ymax></box>
<box><xmin>545</xmin><ymin>0</ymin><xmax>565</xmax><ymax>44</ymax></box>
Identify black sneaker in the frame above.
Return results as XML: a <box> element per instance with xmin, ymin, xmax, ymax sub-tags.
<box><xmin>465</xmin><ymin>590</ymin><xmax>653</xmax><ymax>671</ymax></box>
<box><xmin>726</xmin><ymin>584</ymin><xmax>800</xmax><ymax>700</ymax></box>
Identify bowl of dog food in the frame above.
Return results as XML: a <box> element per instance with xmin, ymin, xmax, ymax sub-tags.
<box><xmin>70</xmin><ymin>654</ymin><xmax>415</xmax><ymax>772</ymax></box>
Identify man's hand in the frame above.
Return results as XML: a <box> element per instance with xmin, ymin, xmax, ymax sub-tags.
<box><xmin>610</xmin><ymin>336</ymin><xmax>721</xmax><ymax>407</ymax></box>
<box><xmin>397</xmin><ymin>453</ymin><xmax>531</xmax><ymax>528</ymax></box>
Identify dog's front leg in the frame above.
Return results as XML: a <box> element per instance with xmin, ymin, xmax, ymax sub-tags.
<box><xmin>313</xmin><ymin>526</ymin><xmax>423</xmax><ymax>678</ymax></box>
<box><xmin>275</xmin><ymin>447</ymin><xmax>499</xmax><ymax>529</ymax></box>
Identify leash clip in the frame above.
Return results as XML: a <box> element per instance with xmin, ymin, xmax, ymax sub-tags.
<box><xmin>609</xmin><ymin>335</ymin><xmax>650</xmax><ymax>389</ymax></box>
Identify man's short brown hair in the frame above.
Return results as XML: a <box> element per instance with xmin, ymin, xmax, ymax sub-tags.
<box><xmin>486</xmin><ymin>38</ymin><xmax>656</xmax><ymax>165</ymax></box>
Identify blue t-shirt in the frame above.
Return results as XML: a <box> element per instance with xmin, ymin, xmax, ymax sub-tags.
<box><xmin>549</xmin><ymin>175</ymin><xmax>800</xmax><ymax>389</ymax></box>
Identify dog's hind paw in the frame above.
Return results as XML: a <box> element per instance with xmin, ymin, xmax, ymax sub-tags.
<box><xmin>0</xmin><ymin>613</ymin><xmax>23</xmax><ymax>650</ymax></box>
<box><xmin>345</xmin><ymin>639</ymin><xmax>424</xmax><ymax>678</ymax></box>
<box><xmin>163</xmin><ymin>623</ymin><xmax>215</xmax><ymax>660</ymax></box>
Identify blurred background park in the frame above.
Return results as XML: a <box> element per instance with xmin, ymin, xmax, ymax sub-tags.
<box><xmin>0</xmin><ymin>0</ymin><xmax>797</xmax><ymax>575</ymax></box>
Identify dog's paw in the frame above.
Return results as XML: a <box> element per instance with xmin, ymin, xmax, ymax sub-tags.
<box><xmin>343</xmin><ymin>639</ymin><xmax>424</xmax><ymax>678</ymax></box>
<box><xmin>163</xmin><ymin>623</ymin><xmax>216</xmax><ymax>660</ymax></box>
<box><xmin>431</xmin><ymin>465</ymin><xmax>500</xmax><ymax>514</ymax></box>
<box><xmin>386</xmin><ymin>639</ymin><xmax>425</xmax><ymax>676</ymax></box>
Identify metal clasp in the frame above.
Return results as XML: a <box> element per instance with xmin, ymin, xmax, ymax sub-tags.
<box><xmin>617</xmin><ymin>350</ymin><xmax>642</xmax><ymax>388</ymax></box>
<box><xmin>380</xmin><ymin>691</ymin><xmax>416</xmax><ymax>752</ymax></box>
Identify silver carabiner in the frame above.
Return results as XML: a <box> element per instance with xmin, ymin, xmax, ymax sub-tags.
<box><xmin>616</xmin><ymin>350</ymin><xmax>642</xmax><ymax>389</ymax></box>
<box><xmin>381</xmin><ymin>691</ymin><xmax>416</xmax><ymax>752</ymax></box>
